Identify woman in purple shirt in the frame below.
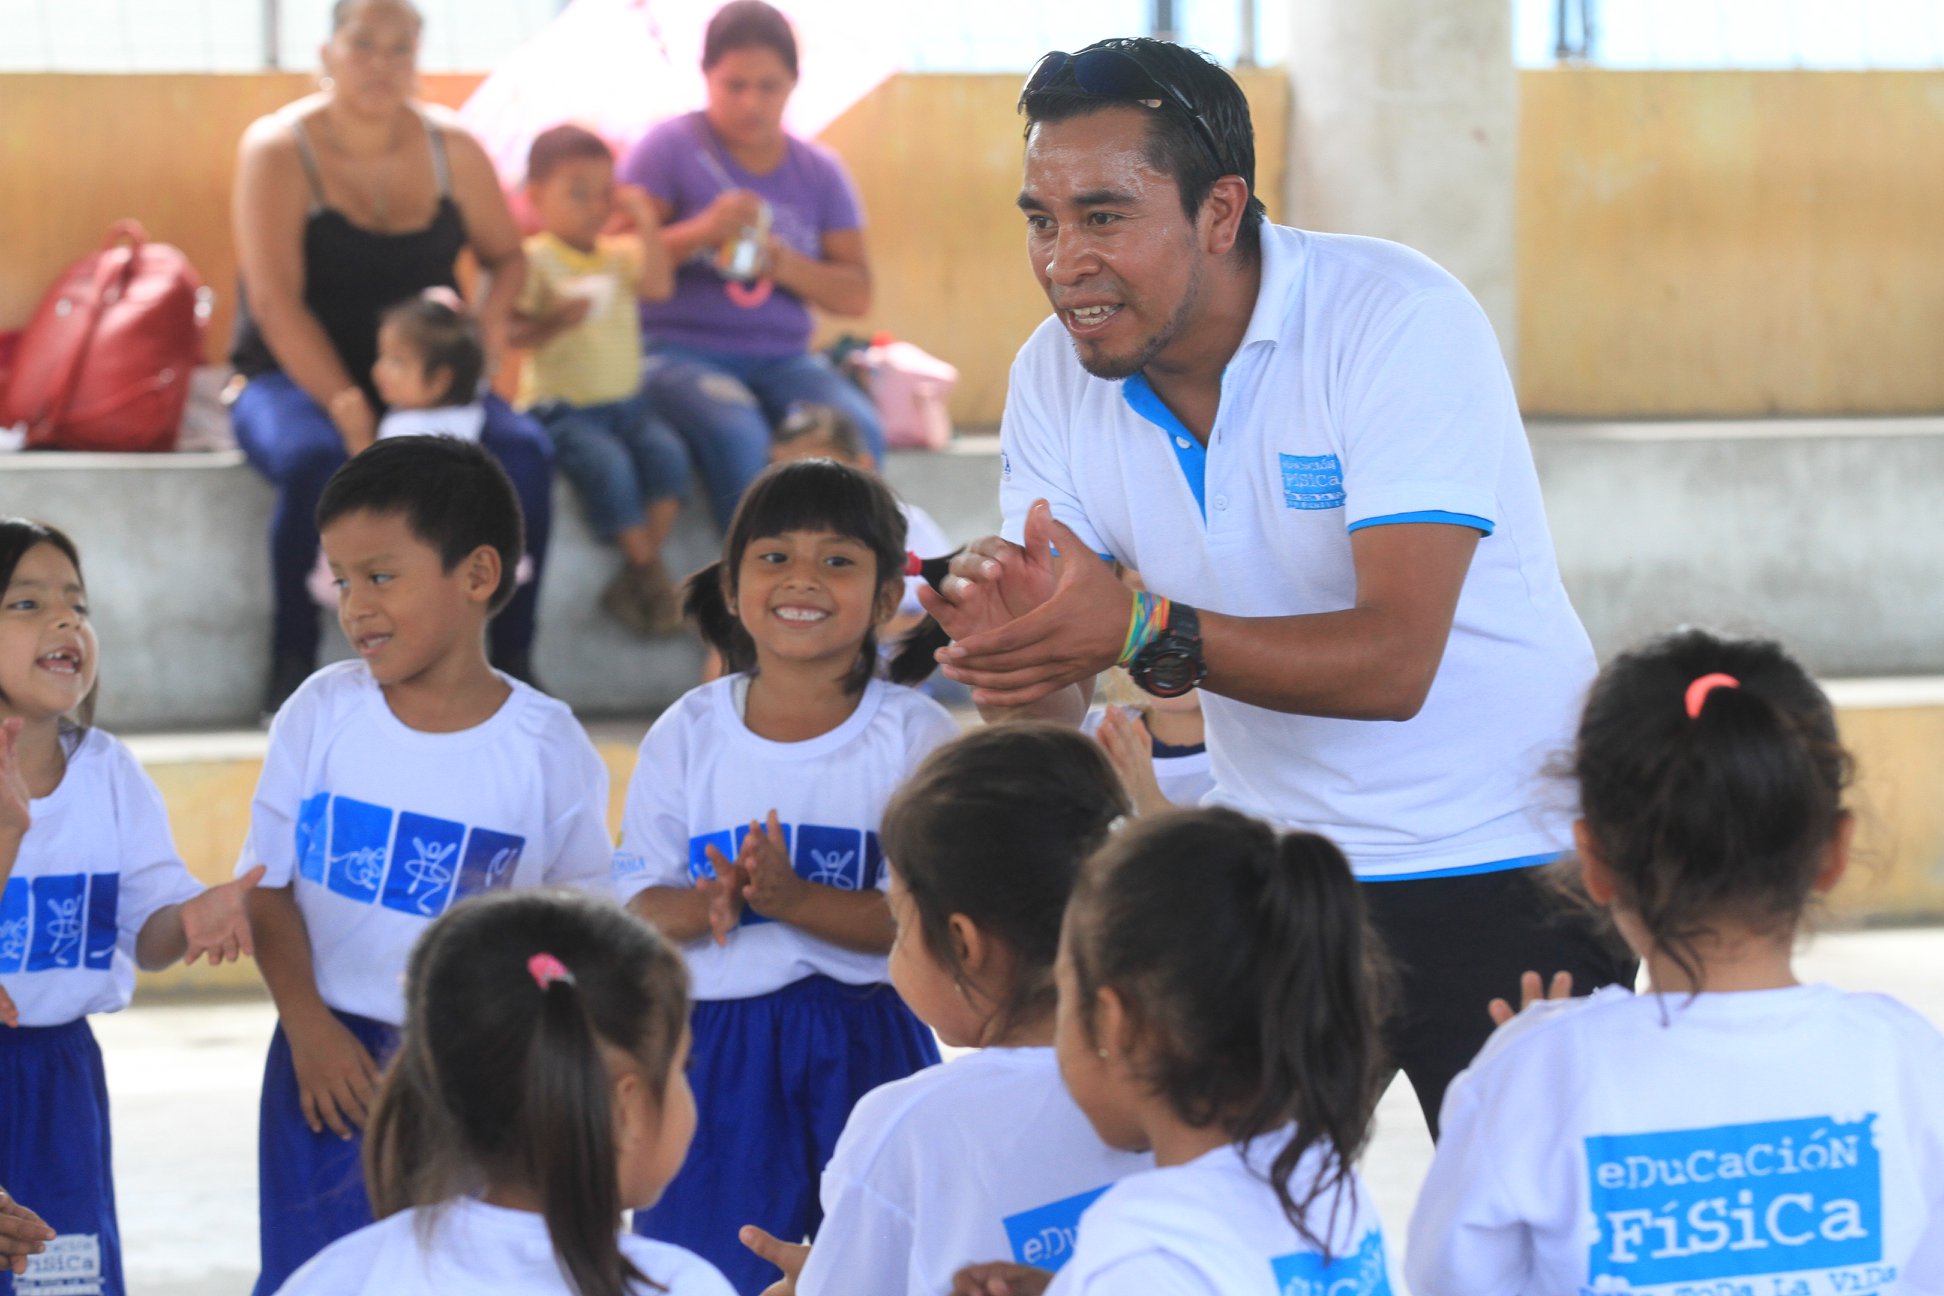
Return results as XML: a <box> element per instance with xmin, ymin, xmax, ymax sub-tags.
<box><xmin>619</xmin><ymin>0</ymin><xmax>884</xmax><ymax>527</ymax></box>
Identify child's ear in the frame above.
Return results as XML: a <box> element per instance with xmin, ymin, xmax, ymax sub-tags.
<box><xmin>1574</xmin><ymin>820</ymin><xmax>1619</xmax><ymax>906</ymax></box>
<box><xmin>462</xmin><ymin>545</ymin><xmax>503</xmax><ymax>604</ymax></box>
<box><xmin>719</xmin><ymin>566</ymin><xmax>740</xmax><ymax>624</ymax></box>
<box><xmin>873</xmin><ymin>577</ymin><xmax>901</xmax><ymax>626</ymax></box>
<box><xmin>426</xmin><ymin>365</ymin><xmax>455</xmax><ymax>402</ymax></box>
<box><xmin>1813</xmin><ymin>810</ymin><xmax>1855</xmax><ymax>894</ymax></box>
<box><xmin>1096</xmin><ymin>984</ymin><xmax>1135</xmax><ymax>1063</ymax></box>
<box><xmin>950</xmin><ymin>912</ymin><xmax>986</xmax><ymax>979</ymax></box>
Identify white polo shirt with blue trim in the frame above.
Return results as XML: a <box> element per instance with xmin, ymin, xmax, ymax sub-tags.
<box><xmin>999</xmin><ymin>223</ymin><xmax>1596</xmax><ymax>880</ymax></box>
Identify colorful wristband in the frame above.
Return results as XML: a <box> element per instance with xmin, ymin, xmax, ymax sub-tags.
<box><xmin>1118</xmin><ymin>592</ymin><xmax>1172</xmax><ymax>666</ymax></box>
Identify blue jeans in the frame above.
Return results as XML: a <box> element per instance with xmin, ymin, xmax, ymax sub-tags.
<box><xmin>231</xmin><ymin>373</ymin><xmax>553</xmax><ymax>664</ymax></box>
<box><xmin>530</xmin><ymin>391</ymin><xmax>689</xmax><ymax>541</ymax></box>
<box><xmin>641</xmin><ymin>342</ymin><xmax>885</xmax><ymax>528</ymax></box>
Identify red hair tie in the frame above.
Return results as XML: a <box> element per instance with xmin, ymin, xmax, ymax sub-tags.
<box><xmin>527</xmin><ymin>952</ymin><xmax>575</xmax><ymax>989</ymax></box>
<box><xmin>1684</xmin><ymin>673</ymin><xmax>1740</xmax><ymax>719</ymax></box>
<box><xmin>904</xmin><ymin>551</ymin><xmax>924</xmax><ymax>577</ymax></box>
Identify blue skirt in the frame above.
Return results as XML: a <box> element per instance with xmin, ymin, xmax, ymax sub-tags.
<box><xmin>634</xmin><ymin>975</ymin><xmax>940</xmax><ymax>1296</ymax></box>
<box><xmin>252</xmin><ymin>1008</ymin><xmax>399</xmax><ymax>1296</ymax></box>
<box><xmin>0</xmin><ymin>1019</ymin><xmax>121</xmax><ymax>1296</ymax></box>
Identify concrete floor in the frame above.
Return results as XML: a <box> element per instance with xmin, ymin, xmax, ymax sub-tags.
<box><xmin>90</xmin><ymin>926</ymin><xmax>1944</xmax><ymax>1296</ymax></box>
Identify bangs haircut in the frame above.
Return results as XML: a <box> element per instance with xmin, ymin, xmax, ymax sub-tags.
<box><xmin>682</xmin><ymin>458</ymin><xmax>906</xmax><ymax>693</ymax></box>
<box><xmin>315</xmin><ymin>435</ymin><xmax>525</xmax><ymax>613</ymax></box>
<box><xmin>1022</xmin><ymin>38</ymin><xmax>1266</xmax><ymax>260</ymax></box>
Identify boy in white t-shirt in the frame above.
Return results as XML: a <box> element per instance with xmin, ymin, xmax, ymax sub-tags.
<box><xmin>239</xmin><ymin>437</ymin><xmax>616</xmax><ymax>1296</ymax></box>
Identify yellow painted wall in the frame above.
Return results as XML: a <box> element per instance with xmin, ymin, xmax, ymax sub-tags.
<box><xmin>1517</xmin><ymin>69</ymin><xmax>1944</xmax><ymax>416</ymax></box>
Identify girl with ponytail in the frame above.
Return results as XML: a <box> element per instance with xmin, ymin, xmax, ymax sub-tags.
<box><xmin>278</xmin><ymin>890</ymin><xmax>734</xmax><ymax>1296</ymax></box>
<box><xmin>955</xmin><ymin>807</ymin><xmax>1396</xmax><ymax>1296</ymax></box>
<box><xmin>615</xmin><ymin>457</ymin><xmax>958</xmax><ymax>1294</ymax></box>
<box><xmin>1408</xmin><ymin>628</ymin><xmax>1944</xmax><ymax>1294</ymax></box>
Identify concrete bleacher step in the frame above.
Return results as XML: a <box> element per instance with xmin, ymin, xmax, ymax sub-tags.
<box><xmin>122</xmin><ymin>678</ymin><xmax>1944</xmax><ymax>997</ymax></box>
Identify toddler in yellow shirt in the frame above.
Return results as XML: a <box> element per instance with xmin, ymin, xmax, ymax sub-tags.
<box><xmin>513</xmin><ymin>124</ymin><xmax>689</xmax><ymax>635</ymax></box>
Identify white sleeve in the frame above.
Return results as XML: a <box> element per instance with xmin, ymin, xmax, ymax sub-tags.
<box><xmin>1065</xmin><ymin>1252</ymin><xmax>1220</xmax><ymax>1296</ymax></box>
<box><xmin>997</xmin><ymin>344</ymin><xmax>1108</xmax><ymax>555</ymax></box>
<box><xmin>238</xmin><ymin>684</ymin><xmax>323</xmax><ymax>886</ymax></box>
<box><xmin>1336</xmin><ymin>288</ymin><xmax>1511</xmax><ymax>531</ymax></box>
<box><xmin>542</xmin><ymin>730</ymin><xmax>617</xmax><ymax>899</ymax></box>
<box><xmin>796</xmin><ymin>1174</ymin><xmax>915</xmax><ymax>1296</ymax></box>
<box><xmin>612</xmin><ymin>711</ymin><xmax>695</xmax><ymax>904</ymax></box>
<box><xmin>105</xmin><ymin>744</ymin><xmax>203</xmax><ymax>937</ymax></box>
<box><xmin>1404</xmin><ymin>1069</ymin><xmax>1531</xmax><ymax>1295</ymax></box>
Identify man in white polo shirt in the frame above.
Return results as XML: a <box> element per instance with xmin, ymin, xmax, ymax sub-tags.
<box><xmin>922</xmin><ymin>37</ymin><xmax>1634</xmax><ymax>1135</ymax></box>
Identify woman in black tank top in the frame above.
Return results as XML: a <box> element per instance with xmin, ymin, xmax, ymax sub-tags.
<box><xmin>228</xmin><ymin>0</ymin><xmax>552</xmax><ymax>714</ymax></box>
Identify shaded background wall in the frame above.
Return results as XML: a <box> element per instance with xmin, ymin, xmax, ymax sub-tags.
<box><xmin>6</xmin><ymin>67</ymin><xmax>1944</xmax><ymax>422</ymax></box>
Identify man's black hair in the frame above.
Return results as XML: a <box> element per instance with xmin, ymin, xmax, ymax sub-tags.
<box><xmin>316</xmin><ymin>436</ymin><xmax>525</xmax><ymax>613</ymax></box>
<box><xmin>1020</xmin><ymin>38</ymin><xmax>1266</xmax><ymax>259</ymax></box>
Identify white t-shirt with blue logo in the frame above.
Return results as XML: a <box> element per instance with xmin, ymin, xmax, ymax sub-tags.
<box><xmin>278</xmin><ymin>1197</ymin><xmax>736</xmax><ymax>1295</ymax></box>
<box><xmin>238</xmin><ymin>662</ymin><xmax>616</xmax><ymax>1027</ymax></box>
<box><xmin>798</xmin><ymin>1045</ymin><xmax>1150</xmax><ymax>1296</ymax></box>
<box><xmin>1000</xmin><ymin>223</ymin><xmax>1596</xmax><ymax>879</ymax></box>
<box><xmin>1406</xmin><ymin>984</ymin><xmax>1944</xmax><ymax>1295</ymax></box>
<box><xmin>1046</xmin><ymin>1136</ymin><xmax>1394</xmax><ymax>1295</ymax></box>
<box><xmin>0</xmin><ymin>728</ymin><xmax>203</xmax><ymax>1026</ymax></box>
<box><xmin>612</xmin><ymin>675</ymin><xmax>959</xmax><ymax>1002</ymax></box>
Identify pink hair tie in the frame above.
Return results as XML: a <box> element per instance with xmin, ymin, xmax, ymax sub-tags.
<box><xmin>1684</xmin><ymin>672</ymin><xmax>1740</xmax><ymax>719</ymax></box>
<box><xmin>904</xmin><ymin>551</ymin><xmax>924</xmax><ymax>577</ymax></box>
<box><xmin>527</xmin><ymin>952</ymin><xmax>575</xmax><ymax>990</ymax></box>
<box><xmin>420</xmin><ymin>286</ymin><xmax>467</xmax><ymax>314</ymax></box>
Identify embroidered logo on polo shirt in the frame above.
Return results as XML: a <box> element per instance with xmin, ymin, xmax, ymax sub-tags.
<box><xmin>1279</xmin><ymin>454</ymin><xmax>1345</xmax><ymax>511</ymax></box>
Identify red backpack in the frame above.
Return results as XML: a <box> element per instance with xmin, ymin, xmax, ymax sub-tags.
<box><xmin>0</xmin><ymin>220</ymin><xmax>209</xmax><ymax>452</ymax></box>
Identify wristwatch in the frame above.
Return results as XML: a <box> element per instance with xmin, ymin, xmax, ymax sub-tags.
<box><xmin>1128</xmin><ymin>604</ymin><xmax>1206</xmax><ymax>698</ymax></box>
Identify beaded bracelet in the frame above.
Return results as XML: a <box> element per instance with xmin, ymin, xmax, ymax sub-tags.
<box><xmin>1118</xmin><ymin>591</ymin><xmax>1172</xmax><ymax>666</ymax></box>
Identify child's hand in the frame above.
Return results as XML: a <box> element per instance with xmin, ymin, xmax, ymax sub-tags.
<box><xmin>950</xmin><ymin>1261</ymin><xmax>1054</xmax><ymax>1296</ymax></box>
<box><xmin>287</xmin><ymin>1010</ymin><xmax>382</xmax><ymax>1140</ymax></box>
<box><xmin>698</xmin><ymin>843</ymin><xmax>748</xmax><ymax>946</ymax></box>
<box><xmin>1095</xmin><ymin>706</ymin><xmax>1170</xmax><ymax>817</ymax></box>
<box><xmin>0</xmin><ymin>983</ymin><xmax>16</xmax><ymax>1029</ymax></box>
<box><xmin>1487</xmin><ymin>969</ymin><xmax>1575</xmax><ymax>1026</ymax></box>
<box><xmin>180</xmin><ymin>865</ymin><xmax>266</xmax><ymax>966</ymax></box>
<box><xmin>615</xmin><ymin>183</ymin><xmax>661</xmax><ymax>231</ymax></box>
<box><xmin>740</xmin><ymin>810</ymin><xmax>806</xmax><ymax>922</ymax></box>
<box><xmin>550</xmin><ymin>296</ymin><xmax>593</xmax><ymax>330</ymax></box>
<box><xmin>0</xmin><ymin>718</ymin><xmax>32</xmax><ymax>847</ymax></box>
<box><xmin>0</xmin><ymin>1187</ymin><xmax>55</xmax><ymax>1276</ymax></box>
<box><xmin>740</xmin><ymin>1224</ymin><xmax>808</xmax><ymax>1296</ymax></box>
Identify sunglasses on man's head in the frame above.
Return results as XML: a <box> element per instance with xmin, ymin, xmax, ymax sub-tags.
<box><xmin>1019</xmin><ymin>45</ymin><xmax>1229</xmax><ymax>175</ymax></box>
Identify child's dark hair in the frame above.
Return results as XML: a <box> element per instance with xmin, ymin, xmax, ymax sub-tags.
<box><xmin>332</xmin><ymin>0</ymin><xmax>421</xmax><ymax>33</ymax></box>
<box><xmin>882</xmin><ymin>724</ymin><xmax>1129</xmax><ymax>1037</ymax></box>
<box><xmin>702</xmin><ymin>0</ymin><xmax>797</xmax><ymax>77</ymax></box>
<box><xmin>775</xmin><ymin>403</ymin><xmax>871</xmax><ymax>463</ymax></box>
<box><xmin>0</xmin><ymin>518</ymin><xmax>96</xmax><ymax>735</ymax></box>
<box><xmin>1066</xmin><ymin>808</ymin><xmax>1388</xmax><ymax>1250</ymax></box>
<box><xmin>682</xmin><ymin>458</ymin><xmax>942</xmax><ymax>691</ymax></box>
<box><xmin>527</xmin><ymin>123</ymin><xmax>614</xmax><ymax>186</ymax></box>
<box><xmin>316</xmin><ymin>435</ymin><xmax>524</xmax><ymax>613</ymax></box>
<box><xmin>365</xmin><ymin>889</ymin><xmax>689</xmax><ymax>1296</ymax></box>
<box><xmin>379</xmin><ymin>291</ymin><xmax>483</xmax><ymax>408</ymax></box>
<box><xmin>1573</xmin><ymin>627</ymin><xmax>1852</xmax><ymax>988</ymax></box>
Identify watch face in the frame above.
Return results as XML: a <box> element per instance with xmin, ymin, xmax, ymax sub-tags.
<box><xmin>1143</xmin><ymin>648</ymin><xmax>1200</xmax><ymax>697</ymax></box>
